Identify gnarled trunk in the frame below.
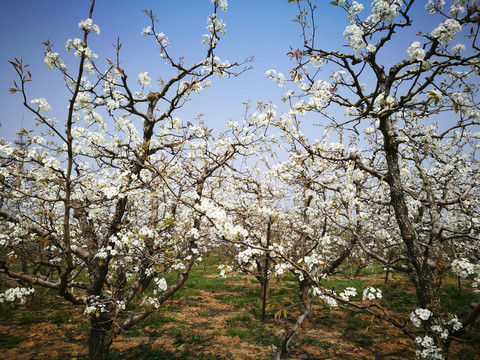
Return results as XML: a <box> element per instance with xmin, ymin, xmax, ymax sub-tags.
<box><xmin>88</xmin><ymin>313</ymin><xmax>113</xmax><ymax>360</ymax></box>
<box><xmin>276</xmin><ymin>279</ymin><xmax>312</xmax><ymax>360</ymax></box>
<box><xmin>380</xmin><ymin>115</ymin><xmax>437</xmax><ymax>308</ymax></box>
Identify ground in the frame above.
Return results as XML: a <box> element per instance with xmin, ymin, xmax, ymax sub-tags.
<box><xmin>0</xmin><ymin>263</ymin><xmax>479</xmax><ymax>359</ymax></box>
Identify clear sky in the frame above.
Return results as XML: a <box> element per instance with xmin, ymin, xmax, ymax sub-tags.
<box><xmin>0</xmin><ymin>0</ymin><xmax>440</xmax><ymax>142</ymax></box>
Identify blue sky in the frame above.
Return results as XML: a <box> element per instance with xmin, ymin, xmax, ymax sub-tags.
<box><xmin>0</xmin><ymin>0</ymin><xmax>440</xmax><ymax>142</ymax></box>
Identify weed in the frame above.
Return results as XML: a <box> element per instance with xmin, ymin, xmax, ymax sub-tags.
<box><xmin>19</xmin><ymin>311</ymin><xmax>46</xmax><ymax>325</ymax></box>
<box><xmin>356</xmin><ymin>335</ymin><xmax>374</xmax><ymax>348</ymax></box>
<box><xmin>318</xmin><ymin>340</ymin><xmax>337</xmax><ymax>350</ymax></box>
<box><xmin>124</xmin><ymin>329</ymin><xmax>143</xmax><ymax>338</ymax></box>
<box><xmin>225</xmin><ymin>313</ymin><xmax>252</xmax><ymax>325</ymax></box>
<box><xmin>0</xmin><ymin>304</ymin><xmax>16</xmax><ymax>324</ymax></box>
<box><xmin>346</xmin><ymin>315</ymin><xmax>371</xmax><ymax>331</ymax></box>
<box><xmin>142</xmin><ymin>312</ymin><xmax>177</xmax><ymax>328</ymax></box>
<box><xmin>0</xmin><ymin>332</ymin><xmax>25</xmax><ymax>349</ymax></box>
<box><xmin>49</xmin><ymin>311</ymin><xmax>72</xmax><ymax>324</ymax></box>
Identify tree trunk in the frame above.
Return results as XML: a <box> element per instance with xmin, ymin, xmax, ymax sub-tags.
<box><xmin>88</xmin><ymin>313</ymin><xmax>113</xmax><ymax>360</ymax></box>
<box><xmin>276</xmin><ymin>280</ymin><xmax>312</xmax><ymax>359</ymax></box>
<box><xmin>380</xmin><ymin>115</ymin><xmax>437</xmax><ymax>308</ymax></box>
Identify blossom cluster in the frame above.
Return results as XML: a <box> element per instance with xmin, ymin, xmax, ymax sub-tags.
<box><xmin>218</xmin><ymin>264</ymin><xmax>233</xmax><ymax>278</ymax></box>
<box><xmin>415</xmin><ymin>335</ymin><xmax>444</xmax><ymax>360</ymax></box>
<box><xmin>431</xmin><ymin>19</ymin><xmax>462</xmax><ymax>45</ymax></box>
<box><xmin>31</xmin><ymin>98</ymin><xmax>52</xmax><ymax>112</ymax></box>
<box><xmin>407</xmin><ymin>42</ymin><xmax>426</xmax><ymax>62</ymax></box>
<box><xmin>65</xmin><ymin>38</ymin><xmax>98</xmax><ymax>60</ymax></box>
<box><xmin>339</xmin><ymin>287</ymin><xmax>357</xmax><ymax>301</ymax></box>
<box><xmin>451</xmin><ymin>258</ymin><xmax>478</xmax><ymax>278</ymax></box>
<box><xmin>266</xmin><ymin>69</ymin><xmax>286</xmax><ymax>87</ymax></box>
<box><xmin>425</xmin><ymin>0</ymin><xmax>445</xmax><ymax>14</ymax></box>
<box><xmin>362</xmin><ymin>286</ymin><xmax>382</xmax><ymax>301</ymax></box>
<box><xmin>312</xmin><ymin>287</ymin><xmax>338</xmax><ymax>308</ymax></box>
<box><xmin>153</xmin><ymin>277</ymin><xmax>168</xmax><ymax>295</ymax></box>
<box><xmin>43</xmin><ymin>52</ymin><xmax>66</xmax><ymax>71</ymax></box>
<box><xmin>0</xmin><ymin>287</ymin><xmax>35</xmax><ymax>304</ymax></box>
<box><xmin>364</xmin><ymin>0</ymin><xmax>403</xmax><ymax>25</ymax></box>
<box><xmin>451</xmin><ymin>258</ymin><xmax>480</xmax><ymax>292</ymax></box>
<box><xmin>410</xmin><ymin>308</ymin><xmax>432</xmax><ymax>328</ymax></box>
<box><xmin>78</xmin><ymin>18</ymin><xmax>100</xmax><ymax>35</ymax></box>
<box><xmin>138</xmin><ymin>72</ymin><xmax>151</xmax><ymax>87</ymax></box>
<box><xmin>212</xmin><ymin>0</ymin><xmax>228</xmax><ymax>12</ymax></box>
<box><xmin>343</xmin><ymin>24</ymin><xmax>365</xmax><ymax>54</ymax></box>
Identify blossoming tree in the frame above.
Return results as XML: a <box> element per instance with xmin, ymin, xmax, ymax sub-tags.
<box><xmin>0</xmin><ymin>0</ymin><xmax>264</xmax><ymax>359</ymax></box>
<box><xmin>264</xmin><ymin>0</ymin><xmax>479</xmax><ymax>358</ymax></box>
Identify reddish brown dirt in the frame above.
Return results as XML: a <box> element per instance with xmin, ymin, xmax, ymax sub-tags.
<box><xmin>0</xmin><ymin>273</ymin><xmax>478</xmax><ymax>359</ymax></box>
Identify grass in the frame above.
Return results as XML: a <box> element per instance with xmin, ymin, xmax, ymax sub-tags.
<box><xmin>346</xmin><ymin>315</ymin><xmax>371</xmax><ymax>331</ymax></box>
<box><xmin>142</xmin><ymin>312</ymin><xmax>177</xmax><ymax>328</ymax></box>
<box><xmin>0</xmin><ymin>332</ymin><xmax>26</xmax><ymax>349</ymax></box>
<box><xmin>224</xmin><ymin>312</ymin><xmax>281</xmax><ymax>347</ymax></box>
<box><xmin>170</xmin><ymin>328</ymin><xmax>206</xmax><ymax>347</ymax></box>
<box><xmin>1</xmin><ymin>257</ymin><xmax>479</xmax><ymax>359</ymax></box>
<box><xmin>19</xmin><ymin>311</ymin><xmax>47</xmax><ymax>325</ymax></box>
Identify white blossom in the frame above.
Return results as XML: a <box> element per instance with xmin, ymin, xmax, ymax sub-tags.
<box><xmin>78</xmin><ymin>18</ymin><xmax>100</xmax><ymax>34</ymax></box>
<box><xmin>408</xmin><ymin>41</ymin><xmax>425</xmax><ymax>62</ymax></box>
<box><xmin>431</xmin><ymin>19</ymin><xmax>462</xmax><ymax>45</ymax></box>
<box><xmin>44</xmin><ymin>52</ymin><xmax>59</xmax><ymax>70</ymax></box>
<box><xmin>0</xmin><ymin>287</ymin><xmax>35</xmax><ymax>304</ymax></box>
<box><xmin>31</xmin><ymin>98</ymin><xmax>52</xmax><ymax>112</ymax></box>
<box><xmin>362</xmin><ymin>286</ymin><xmax>382</xmax><ymax>301</ymax></box>
<box><xmin>138</xmin><ymin>72</ymin><xmax>151</xmax><ymax>88</ymax></box>
<box><xmin>343</xmin><ymin>24</ymin><xmax>365</xmax><ymax>54</ymax></box>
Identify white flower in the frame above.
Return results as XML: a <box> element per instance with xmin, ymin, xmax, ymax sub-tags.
<box><xmin>339</xmin><ymin>287</ymin><xmax>357</xmax><ymax>301</ymax></box>
<box><xmin>425</xmin><ymin>0</ymin><xmax>445</xmax><ymax>14</ymax></box>
<box><xmin>212</xmin><ymin>0</ymin><xmax>228</xmax><ymax>12</ymax></box>
<box><xmin>106</xmin><ymin>99</ymin><xmax>119</xmax><ymax>110</ymax></box>
<box><xmin>44</xmin><ymin>52</ymin><xmax>59</xmax><ymax>70</ymax></box>
<box><xmin>266</xmin><ymin>69</ymin><xmax>286</xmax><ymax>87</ymax></box>
<box><xmin>416</xmin><ymin>308</ymin><xmax>432</xmax><ymax>321</ymax></box>
<box><xmin>367</xmin><ymin>0</ymin><xmax>402</xmax><ymax>24</ymax></box>
<box><xmin>452</xmin><ymin>43</ymin><xmax>466</xmax><ymax>53</ymax></box>
<box><xmin>407</xmin><ymin>41</ymin><xmax>425</xmax><ymax>62</ymax></box>
<box><xmin>362</xmin><ymin>286</ymin><xmax>382</xmax><ymax>301</ymax></box>
<box><xmin>154</xmin><ymin>277</ymin><xmax>168</xmax><ymax>292</ymax></box>
<box><xmin>78</xmin><ymin>18</ymin><xmax>100</xmax><ymax>35</ymax></box>
<box><xmin>138</xmin><ymin>72</ymin><xmax>151</xmax><ymax>87</ymax></box>
<box><xmin>415</xmin><ymin>335</ymin><xmax>444</xmax><ymax>359</ymax></box>
<box><xmin>142</xmin><ymin>26</ymin><xmax>152</xmax><ymax>35</ymax></box>
<box><xmin>31</xmin><ymin>98</ymin><xmax>52</xmax><ymax>112</ymax></box>
<box><xmin>410</xmin><ymin>312</ymin><xmax>422</xmax><ymax>327</ymax></box>
<box><xmin>431</xmin><ymin>19</ymin><xmax>462</xmax><ymax>45</ymax></box>
<box><xmin>343</xmin><ymin>24</ymin><xmax>365</xmax><ymax>54</ymax></box>
<box><xmin>451</xmin><ymin>258</ymin><xmax>477</xmax><ymax>278</ymax></box>
<box><xmin>0</xmin><ymin>287</ymin><xmax>35</xmax><ymax>304</ymax></box>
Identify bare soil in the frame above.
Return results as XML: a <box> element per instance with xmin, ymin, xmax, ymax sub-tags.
<box><xmin>0</xmin><ymin>272</ymin><xmax>478</xmax><ymax>359</ymax></box>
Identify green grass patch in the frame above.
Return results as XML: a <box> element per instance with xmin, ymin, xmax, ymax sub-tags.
<box><xmin>124</xmin><ymin>329</ymin><xmax>143</xmax><ymax>338</ymax></box>
<box><xmin>142</xmin><ymin>312</ymin><xmax>177</xmax><ymax>328</ymax></box>
<box><xmin>172</xmin><ymin>288</ymin><xmax>203</xmax><ymax>299</ymax></box>
<box><xmin>0</xmin><ymin>332</ymin><xmax>25</xmax><ymax>349</ymax></box>
<box><xmin>378</xmin><ymin>282</ymin><xmax>417</xmax><ymax>312</ymax></box>
<box><xmin>225</xmin><ymin>315</ymin><xmax>280</xmax><ymax>347</ymax></box>
<box><xmin>19</xmin><ymin>311</ymin><xmax>47</xmax><ymax>325</ymax></box>
<box><xmin>0</xmin><ymin>304</ymin><xmax>16</xmax><ymax>324</ymax></box>
<box><xmin>355</xmin><ymin>334</ymin><xmax>374</xmax><ymax>348</ymax></box>
<box><xmin>49</xmin><ymin>311</ymin><xmax>73</xmax><ymax>324</ymax></box>
<box><xmin>440</xmin><ymin>285</ymin><xmax>478</xmax><ymax>316</ymax></box>
<box><xmin>171</xmin><ymin>329</ymin><xmax>205</xmax><ymax>347</ymax></box>
<box><xmin>346</xmin><ymin>314</ymin><xmax>371</xmax><ymax>331</ymax></box>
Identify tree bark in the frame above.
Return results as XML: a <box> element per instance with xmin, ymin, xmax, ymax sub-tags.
<box><xmin>88</xmin><ymin>313</ymin><xmax>113</xmax><ymax>360</ymax></box>
<box><xmin>380</xmin><ymin>115</ymin><xmax>436</xmax><ymax>308</ymax></box>
<box><xmin>276</xmin><ymin>279</ymin><xmax>312</xmax><ymax>360</ymax></box>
